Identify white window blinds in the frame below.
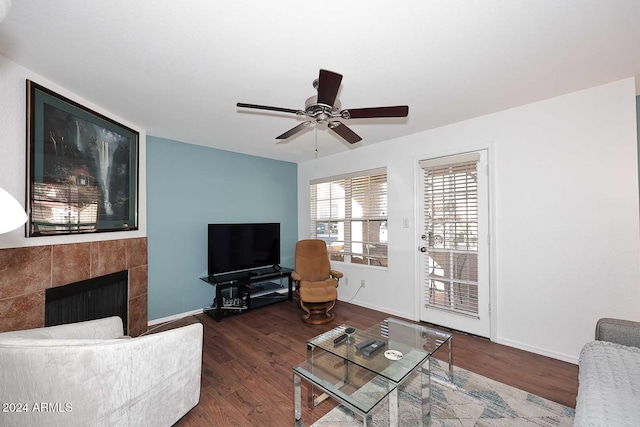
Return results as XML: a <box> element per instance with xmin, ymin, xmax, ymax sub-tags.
<box><xmin>310</xmin><ymin>169</ymin><xmax>387</xmax><ymax>266</ymax></box>
<box><xmin>421</xmin><ymin>155</ymin><xmax>480</xmax><ymax>316</ymax></box>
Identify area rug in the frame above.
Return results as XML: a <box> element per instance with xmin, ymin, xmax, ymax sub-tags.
<box><xmin>310</xmin><ymin>359</ymin><xmax>575</xmax><ymax>426</ymax></box>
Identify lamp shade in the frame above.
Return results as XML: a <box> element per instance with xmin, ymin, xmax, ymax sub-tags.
<box><xmin>0</xmin><ymin>0</ymin><xmax>11</xmax><ymax>23</ymax></box>
<box><xmin>0</xmin><ymin>186</ymin><xmax>27</xmax><ymax>234</ymax></box>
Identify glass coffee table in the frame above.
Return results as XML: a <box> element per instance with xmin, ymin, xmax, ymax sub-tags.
<box><xmin>293</xmin><ymin>318</ymin><xmax>452</xmax><ymax>426</ymax></box>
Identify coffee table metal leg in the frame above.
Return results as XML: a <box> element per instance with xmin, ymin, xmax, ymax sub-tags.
<box><xmin>294</xmin><ymin>373</ymin><xmax>303</xmax><ymax>425</ymax></box>
<box><xmin>422</xmin><ymin>363</ymin><xmax>432</xmax><ymax>426</ymax></box>
<box><xmin>307</xmin><ymin>343</ymin><xmax>316</xmax><ymax>408</ymax></box>
<box><xmin>448</xmin><ymin>337</ymin><xmax>454</xmax><ymax>382</ymax></box>
<box><xmin>389</xmin><ymin>385</ymin><xmax>399</xmax><ymax>427</ymax></box>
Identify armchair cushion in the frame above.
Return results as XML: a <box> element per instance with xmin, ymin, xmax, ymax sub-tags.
<box><xmin>294</xmin><ymin>239</ymin><xmax>332</xmax><ymax>282</ymax></box>
<box><xmin>298</xmin><ymin>278</ymin><xmax>339</xmax><ymax>303</ymax></box>
<box><xmin>0</xmin><ymin>315</ymin><xmax>125</xmax><ymax>340</ymax></box>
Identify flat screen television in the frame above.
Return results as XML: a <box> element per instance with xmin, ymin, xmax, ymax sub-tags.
<box><xmin>208</xmin><ymin>223</ymin><xmax>280</xmax><ymax>276</ymax></box>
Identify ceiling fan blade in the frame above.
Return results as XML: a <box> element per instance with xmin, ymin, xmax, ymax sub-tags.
<box><xmin>344</xmin><ymin>105</ymin><xmax>409</xmax><ymax>119</ymax></box>
<box><xmin>329</xmin><ymin>122</ymin><xmax>362</xmax><ymax>144</ymax></box>
<box><xmin>237</xmin><ymin>103</ymin><xmax>300</xmax><ymax>115</ymax></box>
<box><xmin>276</xmin><ymin>121</ymin><xmax>312</xmax><ymax>140</ymax></box>
<box><xmin>316</xmin><ymin>69</ymin><xmax>342</xmax><ymax>106</ymax></box>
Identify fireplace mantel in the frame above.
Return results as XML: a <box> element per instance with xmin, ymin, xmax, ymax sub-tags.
<box><xmin>0</xmin><ymin>237</ymin><xmax>147</xmax><ymax>336</ymax></box>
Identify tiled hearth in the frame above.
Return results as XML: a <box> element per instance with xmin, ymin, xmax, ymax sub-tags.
<box><xmin>0</xmin><ymin>237</ymin><xmax>148</xmax><ymax>337</ymax></box>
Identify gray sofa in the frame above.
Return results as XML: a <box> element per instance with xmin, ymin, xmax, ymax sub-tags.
<box><xmin>0</xmin><ymin>316</ymin><xmax>203</xmax><ymax>427</ymax></box>
<box><xmin>574</xmin><ymin>318</ymin><xmax>640</xmax><ymax>426</ymax></box>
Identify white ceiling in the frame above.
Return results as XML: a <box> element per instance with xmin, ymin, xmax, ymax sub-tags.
<box><xmin>1</xmin><ymin>1</ymin><xmax>639</xmax><ymax>163</ymax></box>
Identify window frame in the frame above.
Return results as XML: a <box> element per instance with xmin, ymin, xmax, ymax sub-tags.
<box><xmin>310</xmin><ymin>168</ymin><xmax>388</xmax><ymax>267</ymax></box>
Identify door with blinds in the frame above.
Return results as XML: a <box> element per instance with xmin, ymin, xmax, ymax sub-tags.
<box><xmin>418</xmin><ymin>151</ymin><xmax>490</xmax><ymax>338</ymax></box>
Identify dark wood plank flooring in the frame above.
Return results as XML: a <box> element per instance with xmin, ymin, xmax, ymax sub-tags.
<box><xmin>152</xmin><ymin>300</ymin><xmax>578</xmax><ymax>426</ymax></box>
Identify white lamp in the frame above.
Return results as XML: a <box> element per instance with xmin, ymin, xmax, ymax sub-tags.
<box><xmin>0</xmin><ymin>0</ymin><xmax>11</xmax><ymax>23</ymax></box>
<box><xmin>0</xmin><ymin>186</ymin><xmax>27</xmax><ymax>234</ymax></box>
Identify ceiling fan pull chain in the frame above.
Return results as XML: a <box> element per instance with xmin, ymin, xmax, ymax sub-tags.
<box><xmin>315</xmin><ymin>126</ymin><xmax>318</xmax><ymax>159</ymax></box>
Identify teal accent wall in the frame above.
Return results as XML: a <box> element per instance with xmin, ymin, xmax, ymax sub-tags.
<box><xmin>146</xmin><ymin>137</ymin><xmax>298</xmax><ymax>320</ymax></box>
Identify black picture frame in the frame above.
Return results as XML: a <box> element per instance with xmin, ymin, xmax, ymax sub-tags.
<box><xmin>26</xmin><ymin>80</ymin><xmax>139</xmax><ymax>236</ymax></box>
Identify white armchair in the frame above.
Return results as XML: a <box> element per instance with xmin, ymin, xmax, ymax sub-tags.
<box><xmin>0</xmin><ymin>316</ymin><xmax>203</xmax><ymax>427</ymax></box>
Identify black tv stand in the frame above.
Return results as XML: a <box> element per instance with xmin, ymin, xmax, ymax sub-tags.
<box><xmin>200</xmin><ymin>267</ymin><xmax>293</xmax><ymax>322</ymax></box>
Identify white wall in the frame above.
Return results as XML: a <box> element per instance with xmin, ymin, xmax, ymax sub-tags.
<box><xmin>0</xmin><ymin>54</ymin><xmax>147</xmax><ymax>249</ymax></box>
<box><xmin>298</xmin><ymin>78</ymin><xmax>640</xmax><ymax>363</ymax></box>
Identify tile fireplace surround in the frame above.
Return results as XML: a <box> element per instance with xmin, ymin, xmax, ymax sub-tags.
<box><xmin>0</xmin><ymin>237</ymin><xmax>147</xmax><ymax>337</ymax></box>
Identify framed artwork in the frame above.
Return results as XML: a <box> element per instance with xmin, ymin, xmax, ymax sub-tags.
<box><xmin>26</xmin><ymin>80</ymin><xmax>139</xmax><ymax>236</ymax></box>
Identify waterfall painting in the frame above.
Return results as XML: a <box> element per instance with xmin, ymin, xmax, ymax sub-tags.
<box><xmin>26</xmin><ymin>80</ymin><xmax>139</xmax><ymax>236</ymax></box>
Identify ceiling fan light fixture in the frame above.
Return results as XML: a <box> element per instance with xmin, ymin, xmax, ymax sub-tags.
<box><xmin>305</xmin><ymin>96</ymin><xmax>341</xmax><ymax>122</ymax></box>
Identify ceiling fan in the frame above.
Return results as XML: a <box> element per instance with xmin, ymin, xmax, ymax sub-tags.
<box><xmin>236</xmin><ymin>69</ymin><xmax>409</xmax><ymax>144</ymax></box>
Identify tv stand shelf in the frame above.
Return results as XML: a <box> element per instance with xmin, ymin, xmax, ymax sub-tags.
<box><xmin>200</xmin><ymin>267</ymin><xmax>293</xmax><ymax>322</ymax></box>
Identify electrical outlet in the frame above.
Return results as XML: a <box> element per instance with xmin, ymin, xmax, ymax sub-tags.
<box><xmin>360</xmin><ymin>279</ymin><xmax>366</xmax><ymax>288</ymax></box>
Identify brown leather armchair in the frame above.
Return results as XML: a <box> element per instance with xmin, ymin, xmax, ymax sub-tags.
<box><xmin>292</xmin><ymin>239</ymin><xmax>343</xmax><ymax>324</ymax></box>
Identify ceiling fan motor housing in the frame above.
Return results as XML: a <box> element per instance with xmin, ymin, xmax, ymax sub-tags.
<box><xmin>304</xmin><ymin>95</ymin><xmax>341</xmax><ymax>123</ymax></box>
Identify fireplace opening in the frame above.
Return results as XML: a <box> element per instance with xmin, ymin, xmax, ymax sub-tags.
<box><xmin>45</xmin><ymin>270</ymin><xmax>128</xmax><ymax>334</ymax></box>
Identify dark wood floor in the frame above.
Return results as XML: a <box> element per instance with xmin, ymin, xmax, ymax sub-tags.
<box><xmin>154</xmin><ymin>300</ymin><xmax>578</xmax><ymax>426</ymax></box>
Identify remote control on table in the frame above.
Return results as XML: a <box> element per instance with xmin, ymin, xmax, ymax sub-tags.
<box><xmin>355</xmin><ymin>339</ymin><xmax>376</xmax><ymax>350</ymax></box>
<box><xmin>362</xmin><ymin>341</ymin><xmax>386</xmax><ymax>357</ymax></box>
<box><xmin>333</xmin><ymin>334</ymin><xmax>348</xmax><ymax>345</ymax></box>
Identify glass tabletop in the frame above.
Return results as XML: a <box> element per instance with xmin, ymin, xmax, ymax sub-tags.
<box><xmin>293</xmin><ymin>351</ymin><xmax>396</xmax><ymax>414</ymax></box>
<box><xmin>307</xmin><ymin>317</ymin><xmax>452</xmax><ymax>384</ymax></box>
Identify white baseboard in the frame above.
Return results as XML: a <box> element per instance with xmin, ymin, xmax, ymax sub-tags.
<box><xmin>338</xmin><ymin>298</ymin><xmax>580</xmax><ymax>365</ymax></box>
<box><xmin>337</xmin><ymin>298</ymin><xmax>414</xmax><ymax>322</ymax></box>
<box><xmin>148</xmin><ymin>308</ymin><xmax>205</xmax><ymax>327</ymax></box>
<box><xmin>496</xmin><ymin>337</ymin><xmax>579</xmax><ymax>365</ymax></box>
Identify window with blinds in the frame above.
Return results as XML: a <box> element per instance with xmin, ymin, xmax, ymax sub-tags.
<box><xmin>310</xmin><ymin>169</ymin><xmax>387</xmax><ymax>266</ymax></box>
<box><xmin>421</xmin><ymin>155</ymin><xmax>479</xmax><ymax>316</ymax></box>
